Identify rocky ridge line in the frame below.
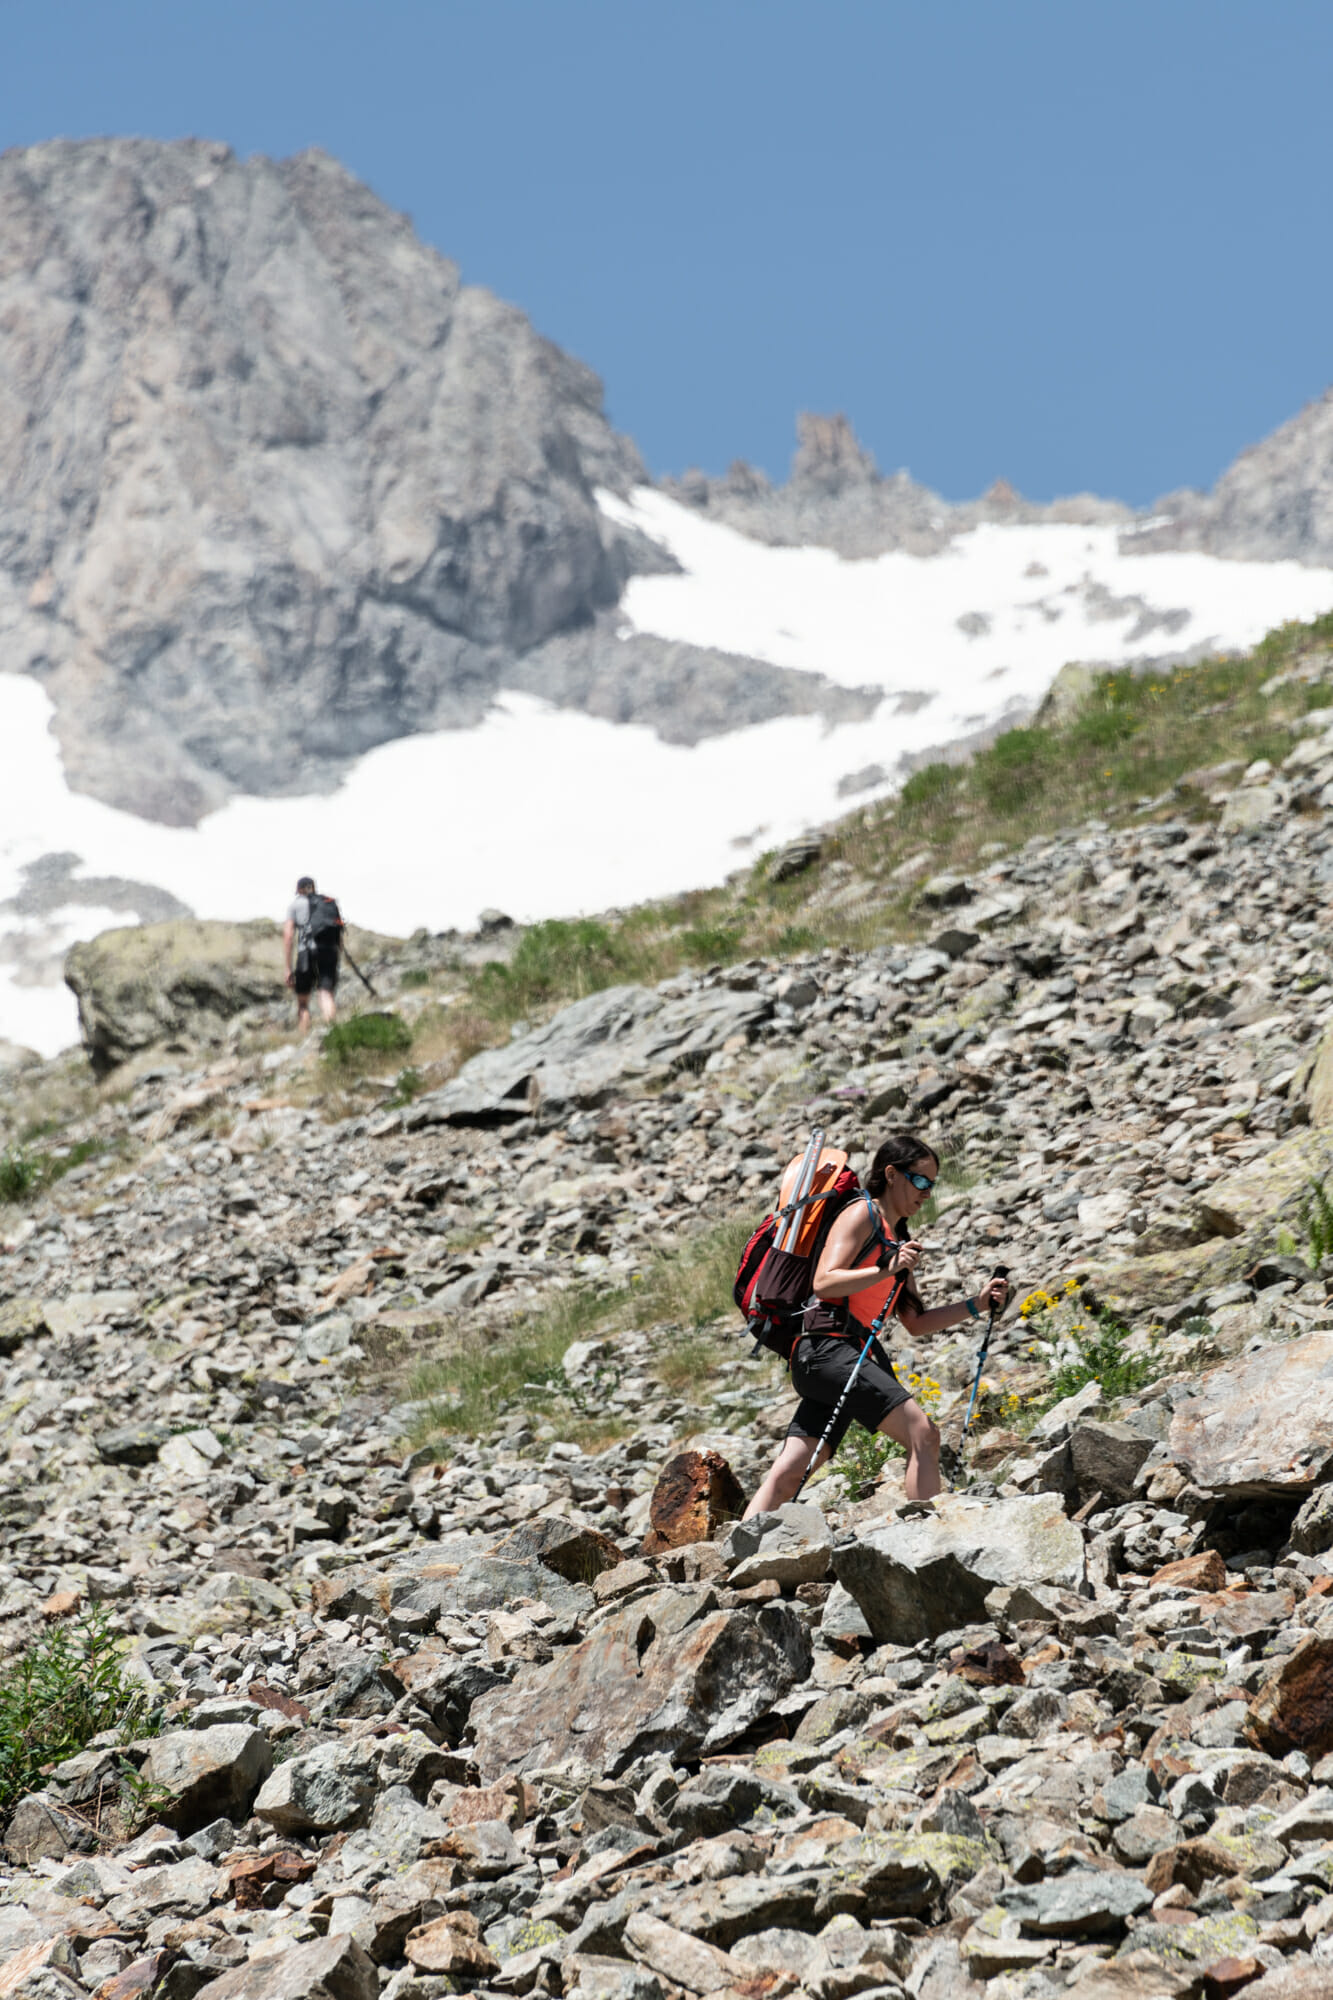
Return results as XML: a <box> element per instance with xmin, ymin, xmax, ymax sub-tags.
<box><xmin>0</xmin><ymin>139</ymin><xmax>866</xmax><ymax>827</ymax></box>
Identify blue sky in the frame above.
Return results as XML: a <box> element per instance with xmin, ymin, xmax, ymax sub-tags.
<box><xmin>4</xmin><ymin>0</ymin><xmax>1331</xmax><ymax>505</ymax></box>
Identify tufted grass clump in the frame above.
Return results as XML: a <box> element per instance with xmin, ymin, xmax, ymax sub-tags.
<box><xmin>0</xmin><ymin>1610</ymin><xmax>159</xmax><ymax>1818</ymax></box>
<box><xmin>0</xmin><ymin>1151</ymin><xmax>40</xmax><ymax>1203</ymax></box>
<box><xmin>321</xmin><ymin>1012</ymin><xmax>413</xmax><ymax>1065</ymax></box>
<box><xmin>0</xmin><ymin>1138</ymin><xmax>105</xmax><ymax>1205</ymax></box>
<box><xmin>1038</xmin><ymin>1309</ymin><xmax>1160</xmax><ymax>1406</ymax></box>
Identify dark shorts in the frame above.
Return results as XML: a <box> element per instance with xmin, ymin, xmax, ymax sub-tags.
<box><xmin>294</xmin><ymin>945</ymin><xmax>339</xmax><ymax>996</ymax></box>
<box><xmin>785</xmin><ymin>1332</ymin><xmax>912</xmax><ymax>1460</ymax></box>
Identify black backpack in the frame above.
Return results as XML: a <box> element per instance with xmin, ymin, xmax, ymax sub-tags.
<box><xmin>303</xmin><ymin>894</ymin><xmax>343</xmax><ymax>947</ymax></box>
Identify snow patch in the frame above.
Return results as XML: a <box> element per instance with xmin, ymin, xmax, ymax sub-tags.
<box><xmin>2</xmin><ymin>490</ymin><xmax>1333</xmax><ymax>1059</ymax></box>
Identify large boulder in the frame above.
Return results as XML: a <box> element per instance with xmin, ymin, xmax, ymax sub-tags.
<box><xmin>65</xmin><ymin>920</ymin><xmax>285</xmax><ymax>1072</ymax></box>
<box><xmin>469</xmin><ymin>1590</ymin><xmax>811</xmax><ymax>1783</ymax></box>
<box><xmin>405</xmin><ymin>983</ymin><xmax>772</xmax><ymax>1125</ymax></box>
<box><xmin>141</xmin><ymin>1725</ymin><xmax>272</xmax><ymax>1833</ymax></box>
<box><xmin>193</xmin><ymin>1934</ymin><xmax>377</xmax><ymax>2000</ymax></box>
<box><xmin>1168</xmin><ymin>1332</ymin><xmax>1333</xmax><ymax>1499</ymax></box>
<box><xmin>1068</xmin><ymin>1420</ymin><xmax>1156</xmax><ymax>1504</ymax></box>
<box><xmin>252</xmin><ymin>1742</ymin><xmax>379</xmax><ymax>1834</ymax></box>
<box><xmin>832</xmin><ymin>1494</ymin><xmax>1086</xmax><ymax>1646</ymax></box>
<box><xmin>724</xmin><ymin>1502</ymin><xmax>833</xmax><ymax>1588</ymax></box>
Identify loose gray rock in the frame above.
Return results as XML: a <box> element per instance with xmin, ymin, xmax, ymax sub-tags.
<box><xmin>833</xmin><ymin>1494</ymin><xmax>1086</xmax><ymax>1645</ymax></box>
<box><xmin>724</xmin><ymin>1502</ymin><xmax>832</xmax><ymax>1589</ymax></box>
<box><xmin>253</xmin><ymin>1741</ymin><xmax>379</xmax><ymax>1834</ymax></box>
<box><xmin>142</xmin><ymin>1726</ymin><xmax>273</xmax><ymax>1834</ymax></box>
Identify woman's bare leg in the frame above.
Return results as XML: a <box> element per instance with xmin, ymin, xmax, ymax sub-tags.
<box><xmin>743</xmin><ymin>1434</ymin><xmax>831</xmax><ymax>1518</ymax></box>
<box><xmin>879</xmin><ymin>1397</ymin><xmax>940</xmax><ymax>1501</ymax></box>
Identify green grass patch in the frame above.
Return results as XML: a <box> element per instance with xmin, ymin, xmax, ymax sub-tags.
<box><xmin>0</xmin><ymin>1151</ymin><xmax>40</xmax><ymax>1204</ymax></box>
<box><xmin>838</xmin><ymin>1427</ymin><xmax>905</xmax><ymax>1498</ymax></box>
<box><xmin>322</xmin><ymin>1013</ymin><xmax>413</xmax><ymax>1064</ymax></box>
<box><xmin>0</xmin><ymin>1137</ymin><xmax>105</xmax><ymax>1205</ymax></box>
<box><xmin>403</xmin><ymin>1213</ymin><xmax>754</xmax><ymax>1446</ymax></box>
<box><xmin>679</xmin><ymin>924</ymin><xmax>742</xmax><ymax>964</ymax></box>
<box><xmin>0</xmin><ymin>1610</ymin><xmax>159</xmax><ymax>1819</ymax></box>
<box><xmin>406</xmin><ymin>1283</ymin><xmax>627</xmax><ymax>1443</ymax></box>
<box><xmin>384</xmin><ymin>1066</ymin><xmax>424</xmax><ymax>1107</ymax></box>
<box><xmin>630</xmin><ymin>1214</ymin><xmax>755</xmax><ymax>1334</ymax></box>
<box><xmin>400</xmin><ymin>967</ymin><xmax>432</xmax><ymax>989</ymax></box>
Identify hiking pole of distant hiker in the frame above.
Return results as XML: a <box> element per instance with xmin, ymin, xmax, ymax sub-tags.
<box><xmin>339</xmin><ymin>931</ymin><xmax>378</xmax><ymax>998</ymax></box>
<box><xmin>793</xmin><ymin>1268</ymin><xmax>908</xmax><ymax>1500</ymax></box>
<box><xmin>961</xmin><ymin>1263</ymin><xmax>1011</xmax><ymax>1442</ymax></box>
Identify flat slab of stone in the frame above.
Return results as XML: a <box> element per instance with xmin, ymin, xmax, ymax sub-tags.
<box><xmin>832</xmin><ymin>1493</ymin><xmax>1086</xmax><ymax>1646</ymax></box>
<box><xmin>724</xmin><ymin>1502</ymin><xmax>832</xmax><ymax>1589</ymax></box>
<box><xmin>192</xmin><ymin>1933</ymin><xmax>377</xmax><ymax>2000</ymax></box>
<box><xmin>406</xmin><ymin>982</ymin><xmax>771</xmax><ymax>1125</ymax></box>
<box><xmin>142</xmin><ymin>1726</ymin><xmax>272</xmax><ymax>1835</ymax></box>
<box><xmin>1168</xmin><ymin>1330</ymin><xmax>1333</xmax><ymax>1497</ymax></box>
<box><xmin>470</xmin><ymin>1590</ymin><xmax>810</xmax><ymax>1784</ymax></box>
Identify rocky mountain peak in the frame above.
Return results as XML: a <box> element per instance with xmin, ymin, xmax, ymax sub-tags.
<box><xmin>1</xmin><ymin>138</ymin><xmax>780</xmax><ymax>824</ymax></box>
<box><xmin>1134</xmin><ymin>386</ymin><xmax>1333</xmax><ymax>565</ymax></box>
<box><xmin>790</xmin><ymin>410</ymin><xmax>880</xmax><ymax>493</ymax></box>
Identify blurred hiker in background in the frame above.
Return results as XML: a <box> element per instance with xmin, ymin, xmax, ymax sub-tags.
<box><xmin>283</xmin><ymin>875</ymin><xmax>343</xmax><ymax>1033</ymax></box>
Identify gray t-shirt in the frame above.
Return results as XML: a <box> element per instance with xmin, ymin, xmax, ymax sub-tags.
<box><xmin>286</xmin><ymin>895</ymin><xmax>311</xmax><ymax>931</ymax></box>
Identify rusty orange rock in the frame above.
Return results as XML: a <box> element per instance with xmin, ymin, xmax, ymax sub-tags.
<box><xmin>641</xmin><ymin>1449</ymin><xmax>744</xmax><ymax>1553</ymax></box>
<box><xmin>448</xmin><ymin>1776</ymin><xmax>537</xmax><ymax>1829</ymax></box>
<box><xmin>1246</xmin><ymin>1635</ymin><xmax>1333</xmax><ymax>1757</ymax></box>
<box><xmin>1149</xmin><ymin>1549</ymin><xmax>1228</xmax><ymax>1592</ymax></box>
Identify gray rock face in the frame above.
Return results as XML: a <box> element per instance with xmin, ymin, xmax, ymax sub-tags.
<box><xmin>407</xmin><ymin>980</ymin><xmax>772</xmax><ymax>1125</ymax></box>
<box><xmin>724</xmin><ymin>1502</ymin><xmax>832</xmax><ymax>1589</ymax></box>
<box><xmin>469</xmin><ymin>1592</ymin><xmax>811</xmax><ymax>1783</ymax></box>
<box><xmin>0</xmin><ymin>139</ymin><xmax>845</xmax><ymax>827</ymax></box>
<box><xmin>1068</xmin><ymin>1419</ymin><xmax>1156</xmax><ymax>1504</ymax></box>
<box><xmin>663</xmin><ymin>411</ymin><xmax>1136</xmax><ymax>560</ymax></box>
<box><xmin>193</xmin><ymin>1934</ymin><xmax>378</xmax><ymax>2000</ymax></box>
<box><xmin>1001</xmin><ymin>1868</ymin><xmax>1153</xmax><ymax>1936</ymax></box>
<box><xmin>253</xmin><ymin>1741</ymin><xmax>379</xmax><ymax>1834</ymax></box>
<box><xmin>141</xmin><ymin>1724</ymin><xmax>272</xmax><ymax>1833</ymax></box>
<box><xmin>832</xmin><ymin>1494</ymin><xmax>1086</xmax><ymax>1645</ymax></box>
<box><xmin>64</xmin><ymin>918</ymin><xmax>287</xmax><ymax>1072</ymax></box>
<box><xmin>1167</xmin><ymin>1331</ymin><xmax>1333</xmax><ymax>1498</ymax></box>
<box><xmin>1133</xmin><ymin>387</ymin><xmax>1333</xmax><ymax>565</ymax></box>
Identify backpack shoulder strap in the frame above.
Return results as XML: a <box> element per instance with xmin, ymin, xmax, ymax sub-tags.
<box><xmin>854</xmin><ymin>1191</ymin><xmax>892</xmax><ymax>1264</ymax></box>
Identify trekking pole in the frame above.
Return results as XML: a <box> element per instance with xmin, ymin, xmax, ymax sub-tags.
<box><xmin>793</xmin><ymin>1268</ymin><xmax>907</xmax><ymax>1500</ymax></box>
<box><xmin>339</xmin><ymin>935</ymin><xmax>378</xmax><ymax>998</ymax></box>
<box><xmin>961</xmin><ymin>1264</ymin><xmax>1011</xmax><ymax>1443</ymax></box>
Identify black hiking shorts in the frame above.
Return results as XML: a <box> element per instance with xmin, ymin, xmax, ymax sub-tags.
<box><xmin>786</xmin><ymin>1331</ymin><xmax>912</xmax><ymax>1459</ymax></box>
<box><xmin>294</xmin><ymin>945</ymin><xmax>340</xmax><ymax>996</ymax></box>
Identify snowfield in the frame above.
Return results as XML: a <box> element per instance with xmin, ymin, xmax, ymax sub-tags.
<box><xmin>3</xmin><ymin>487</ymin><xmax>1332</xmax><ymax>1058</ymax></box>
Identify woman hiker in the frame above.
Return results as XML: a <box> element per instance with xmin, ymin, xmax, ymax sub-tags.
<box><xmin>744</xmin><ymin>1130</ymin><xmax>1010</xmax><ymax>1517</ymax></box>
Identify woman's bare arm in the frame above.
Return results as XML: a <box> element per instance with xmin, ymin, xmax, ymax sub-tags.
<box><xmin>813</xmin><ymin>1206</ymin><xmax>910</xmax><ymax>1298</ymax></box>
